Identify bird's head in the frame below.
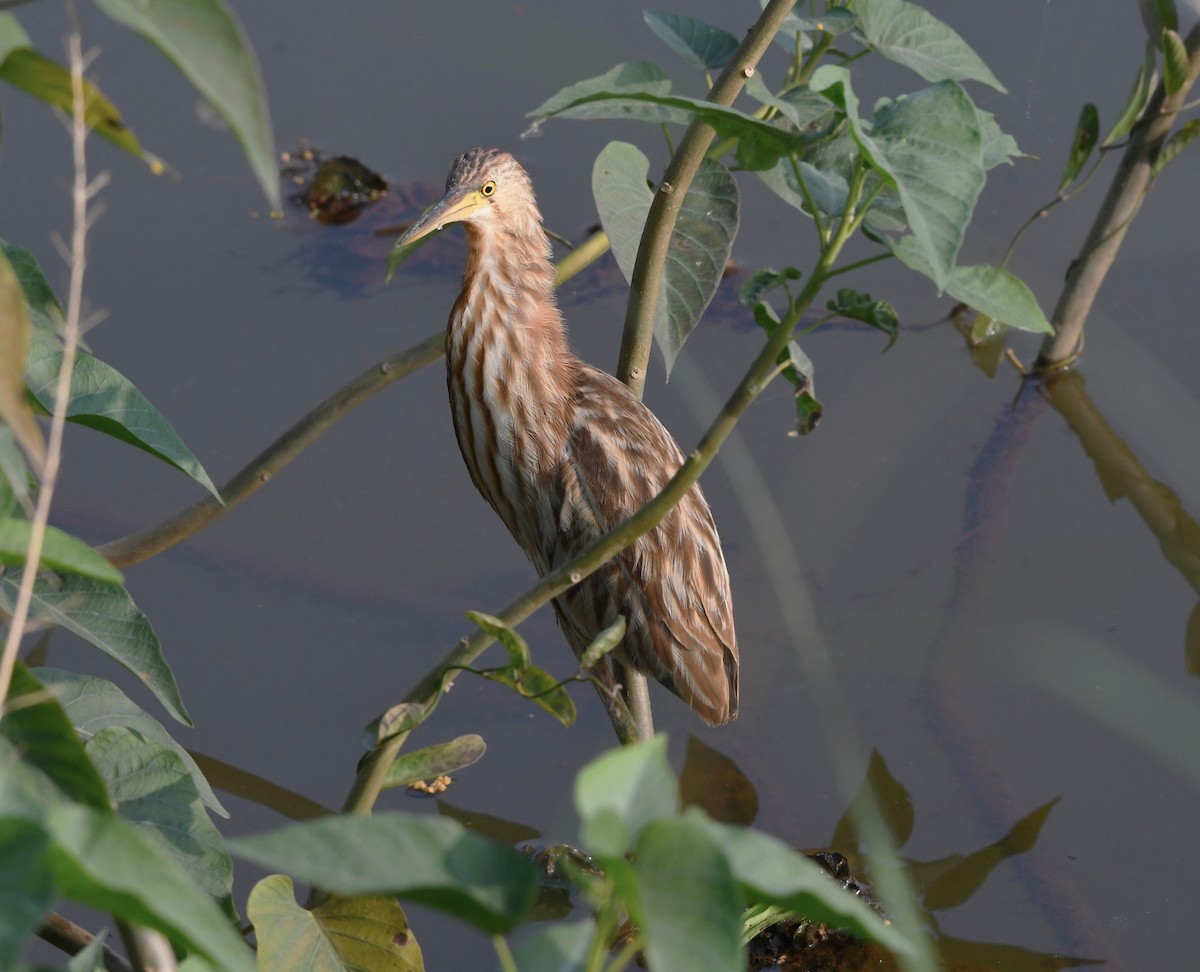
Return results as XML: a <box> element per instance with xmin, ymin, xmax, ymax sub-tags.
<box><xmin>395</xmin><ymin>147</ymin><xmax>539</xmax><ymax>248</ymax></box>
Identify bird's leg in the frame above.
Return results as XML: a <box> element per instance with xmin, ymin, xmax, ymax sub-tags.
<box><xmin>622</xmin><ymin>665</ymin><xmax>655</xmax><ymax>742</ymax></box>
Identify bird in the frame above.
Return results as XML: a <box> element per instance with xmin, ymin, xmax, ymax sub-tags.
<box><xmin>394</xmin><ymin>148</ymin><xmax>738</xmax><ymax>725</ymax></box>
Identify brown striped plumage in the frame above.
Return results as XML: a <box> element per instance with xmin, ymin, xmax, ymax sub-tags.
<box><xmin>399</xmin><ymin>148</ymin><xmax>738</xmax><ymax>724</ymax></box>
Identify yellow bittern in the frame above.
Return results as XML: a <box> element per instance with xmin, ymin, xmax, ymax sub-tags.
<box><xmin>396</xmin><ymin>148</ymin><xmax>738</xmax><ymax>725</ymax></box>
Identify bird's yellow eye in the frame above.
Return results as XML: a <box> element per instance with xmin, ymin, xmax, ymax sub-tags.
<box><xmin>481</xmin><ymin>180</ymin><xmax>496</xmax><ymax>197</ymax></box>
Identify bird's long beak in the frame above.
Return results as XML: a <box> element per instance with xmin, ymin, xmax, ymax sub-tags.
<box><xmin>388</xmin><ymin>186</ymin><xmax>489</xmax><ymax>281</ymax></box>
<box><xmin>396</xmin><ymin>187</ymin><xmax>487</xmax><ymax>247</ymax></box>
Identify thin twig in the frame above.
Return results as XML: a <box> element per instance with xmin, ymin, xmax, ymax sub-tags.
<box><xmin>0</xmin><ymin>15</ymin><xmax>93</xmax><ymax>708</ymax></box>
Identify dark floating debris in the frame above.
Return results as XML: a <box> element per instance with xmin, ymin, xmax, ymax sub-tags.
<box><xmin>282</xmin><ymin>146</ymin><xmax>388</xmax><ymax>224</ymax></box>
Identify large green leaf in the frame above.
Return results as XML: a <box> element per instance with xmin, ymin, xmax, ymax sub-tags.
<box><xmin>527</xmin><ymin>61</ymin><xmax>680</xmax><ymax>125</ymax></box>
<box><xmin>644</xmin><ymin>12</ymin><xmax>738</xmax><ymax>72</ymax></box>
<box><xmin>92</xmin><ymin>0</ymin><xmax>279</xmax><ymax>208</ymax></box>
<box><xmin>813</xmin><ymin>69</ymin><xmax>984</xmax><ymax>289</ymax></box>
<box><xmin>45</xmin><ymin>802</ymin><xmax>255</xmax><ymax>972</ymax></box>
<box><xmin>529</xmin><ymin>63</ymin><xmax>822</xmax><ymax>168</ymax></box>
<box><xmin>889</xmin><ymin>237</ymin><xmax>1051</xmax><ymax>334</ymax></box>
<box><xmin>0</xmin><ymin>519</ymin><xmax>123</xmax><ymax>584</ymax></box>
<box><xmin>229</xmin><ymin>813</ymin><xmax>536</xmax><ymax>934</ymax></box>
<box><xmin>635</xmin><ymin>817</ymin><xmax>743</xmax><ymax>972</ymax></box>
<box><xmin>852</xmin><ymin>0</ymin><xmax>1006</xmax><ymax>91</ymax></box>
<box><xmin>249</xmin><ymin>875</ymin><xmax>424</xmax><ymax>972</ymax></box>
<box><xmin>0</xmin><ymin>571</ymin><xmax>191</xmax><ymax>725</ymax></box>
<box><xmin>592</xmin><ymin>141</ymin><xmax>739</xmax><ymax>375</ymax></box>
<box><xmin>85</xmin><ymin>726</ymin><xmax>232</xmax><ymax>908</ymax></box>
<box><xmin>34</xmin><ymin>667</ymin><xmax>226</xmax><ymax>816</ymax></box>
<box><xmin>574</xmin><ymin>735</ymin><xmax>677</xmax><ymax>857</ymax></box>
<box><xmin>0</xmin><ymin>818</ymin><xmax>55</xmax><ymax>970</ymax></box>
<box><xmin>25</xmin><ymin>343</ymin><xmax>220</xmax><ymax>500</ymax></box>
<box><xmin>1</xmin><ymin>663</ymin><xmax>111</xmax><ymax>811</ymax></box>
<box><xmin>0</xmin><ymin>248</ymin><xmax>43</xmax><ymax>468</ymax></box>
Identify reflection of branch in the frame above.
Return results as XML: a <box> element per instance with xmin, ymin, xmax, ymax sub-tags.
<box><xmin>189</xmin><ymin>750</ymin><xmax>332</xmax><ymax>821</ymax></box>
<box><xmin>98</xmin><ymin>332</ymin><xmax>446</xmax><ymax>567</ymax></box>
<box><xmin>1048</xmin><ymin>371</ymin><xmax>1200</xmax><ymax>597</ymax></box>
<box><xmin>1037</xmin><ymin>23</ymin><xmax>1200</xmax><ymax>369</ymax></box>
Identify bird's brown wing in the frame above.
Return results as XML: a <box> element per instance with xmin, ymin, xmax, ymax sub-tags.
<box><xmin>548</xmin><ymin>365</ymin><xmax>739</xmax><ymax>724</ymax></box>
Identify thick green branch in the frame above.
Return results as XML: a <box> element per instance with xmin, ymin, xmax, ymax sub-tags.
<box><xmin>615</xmin><ymin>0</ymin><xmax>798</xmax><ymax>395</ymax></box>
<box><xmin>1036</xmin><ymin>22</ymin><xmax>1200</xmax><ymax>369</ymax></box>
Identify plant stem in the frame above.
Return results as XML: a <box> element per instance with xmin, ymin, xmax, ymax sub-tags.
<box><xmin>0</xmin><ymin>19</ymin><xmax>95</xmax><ymax>709</ymax></box>
<box><xmin>493</xmin><ymin>934</ymin><xmax>519</xmax><ymax>972</ymax></box>
<box><xmin>1035</xmin><ymin>22</ymin><xmax>1200</xmax><ymax>370</ymax></box>
<box><xmin>38</xmin><ymin>913</ymin><xmax>132</xmax><ymax>972</ymax></box>
<box><xmin>616</xmin><ymin>0</ymin><xmax>799</xmax><ymax>397</ymax></box>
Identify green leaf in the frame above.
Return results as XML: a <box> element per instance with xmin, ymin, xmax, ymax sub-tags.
<box><xmin>853</xmin><ymin>0</ymin><xmax>1006</xmax><ymax>92</ymax></box>
<box><xmin>890</xmin><ymin>238</ymin><xmax>1051</xmax><ymax>334</ymax></box>
<box><xmin>372</xmin><ymin>701</ymin><xmax>430</xmax><ymax>744</ymax></box>
<box><xmin>743</xmin><ymin>74</ymin><xmax>837</xmax><ymax>133</ymax></box>
<box><xmin>527</xmin><ymin>61</ymin><xmax>677</xmax><ymax>124</ymax></box>
<box><xmin>1104</xmin><ymin>42</ymin><xmax>1156</xmax><ymax>145</ymax></box>
<box><xmin>574</xmin><ymin>735</ymin><xmax>677</xmax><ymax>857</ymax></box>
<box><xmin>593</xmin><ymin>142</ymin><xmax>739</xmax><ymax>375</ymax></box>
<box><xmin>827</xmin><ymin>289</ymin><xmax>899</xmax><ymax>350</ymax></box>
<box><xmin>1059</xmin><ymin>104</ymin><xmax>1099</xmax><ymax>192</ymax></box>
<box><xmin>689</xmin><ymin>810</ymin><xmax>917</xmax><ymax>957</ymax></box>
<box><xmin>85</xmin><ymin>727</ymin><xmax>233</xmax><ymax>909</ymax></box>
<box><xmin>0</xmin><ymin>818</ymin><xmax>55</xmax><ymax>969</ymax></box>
<box><xmin>814</xmin><ymin>70</ymin><xmax>985</xmax><ymax>290</ymax></box>
<box><xmin>25</xmin><ymin>343</ymin><xmax>220</xmax><ymax>501</ymax></box>
<box><xmin>33</xmin><ymin>667</ymin><xmax>226</xmax><ymax>817</ymax></box>
<box><xmin>0</xmin><ymin>248</ymin><xmax>43</xmax><ymax>469</ymax></box>
<box><xmin>0</xmin><ymin>571</ymin><xmax>192</xmax><ymax>726</ymax></box>
<box><xmin>644</xmin><ymin>12</ymin><xmax>738</xmax><ymax>72</ymax></box>
<box><xmin>92</xmin><ymin>0</ymin><xmax>279</xmax><ymax>208</ymax></box>
<box><xmin>249</xmin><ymin>875</ymin><xmax>424</xmax><ymax>972</ymax></box>
<box><xmin>46</xmin><ymin>802</ymin><xmax>255</xmax><ymax>971</ymax></box>
<box><xmin>974</xmin><ymin>104</ymin><xmax>1023</xmax><ymax>169</ymax></box>
<box><xmin>1162</xmin><ymin>27</ymin><xmax>1189</xmax><ymax>95</ymax></box>
<box><xmin>509</xmin><ymin>917</ymin><xmax>592</xmax><ymax>972</ymax></box>
<box><xmin>0</xmin><ymin>519</ymin><xmax>123</xmax><ymax>583</ymax></box>
<box><xmin>228</xmin><ymin>813</ymin><xmax>536</xmax><ymax>934</ymax></box>
<box><xmin>0</xmin><ymin>44</ymin><xmax>159</xmax><ymax>167</ymax></box>
<box><xmin>484</xmin><ymin>662</ymin><xmax>577</xmax><ymax>727</ymax></box>
<box><xmin>530</xmin><ymin>68</ymin><xmax>823</xmax><ymax>168</ymax></box>
<box><xmin>635</xmin><ymin>817</ymin><xmax>743</xmax><ymax>972</ymax></box>
<box><xmin>1</xmin><ymin>663</ymin><xmax>112</xmax><ymax>811</ymax></box>
<box><xmin>737</xmin><ymin>267</ymin><xmax>801</xmax><ymax>309</ymax></box>
<box><xmin>1153</xmin><ymin>118</ymin><xmax>1200</xmax><ymax>176</ymax></box>
<box><xmin>467</xmin><ymin>610</ymin><xmax>532</xmax><ymax>670</ymax></box>
<box><xmin>578</xmin><ymin>616</ymin><xmax>625</xmax><ymax>670</ymax></box>
<box><xmin>0</xmin><ymin>239</ymin><xmax>68</xmax><ymax>346</ymax></box>
<box><xmin>383</xmin><ymin>734</ymin><xmax>487</xmax><ymax>789</ymax></box>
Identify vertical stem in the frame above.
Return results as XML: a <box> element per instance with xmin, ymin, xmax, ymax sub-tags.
<box><xmin>1035</xmin><ymin>23</ymin><xmax>1200</xmax><ymax>369</ymax></box>
<box><xmin>0</xmin><ymin>13</ymin><xmax>95</xmax><ymax>709</ymax></box>
<box><xmin>608</xmin><ymin>0</ymin><xmax>797</xmax><ymax>743</ymax></box>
